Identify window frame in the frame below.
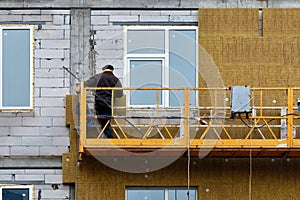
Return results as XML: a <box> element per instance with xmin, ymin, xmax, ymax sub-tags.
<box><xmin>0</xmin><ymin>184</ymin><xmax>34</xmax><ymax>200</ymax></box>
<box><xmin>126</xmin><ymin>57</ymin><xmax>167</xmax><ymax>107</ymax></box>
<box><xmin>124</xmin><ymin>25</ymin><xmax>198</xmax><ymax>108</ymax></box>
<box><xmin>0</xmin><ymin>25</ymin><xmax>34</xmax><ymax>112</ymax></box>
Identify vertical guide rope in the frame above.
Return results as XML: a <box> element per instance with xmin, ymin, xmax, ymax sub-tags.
<box><xmin>187</xmin><ymin>135</ymin><xmax>190</xmax><ymax>200</ymax></box>
<box><xmin>249</xmin><ymin>138</ymin><xmax>252</xmax><ymax>200</ymax></box>
<box><xmin>249</xmin><ymin>93</ymin><xmax>254</xmax><ymax>200</ymax></box>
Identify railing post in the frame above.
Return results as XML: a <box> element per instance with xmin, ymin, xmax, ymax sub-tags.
<box><xmin>79</xmin><ymin>81</ymin><xmax>86</xmax><ymax>159</ymax></box>
<box><xmin>260</xmin><ymin>89</ymin><xmax>263</xmax><ymax>116</ymax></box>
<box><xmin>287</xmin><ymin>88</ymin><xmax>293</xmax><ymax>148</ymax></box>
<box><xmin>184</xmin><ymin>89</ymin><xmax>190</xmax><ymax>147</ymax></box>
<box><xmin>111</xmin><ymin>88</ymin><xmax>114</xmax><ymax>116</ymax></box>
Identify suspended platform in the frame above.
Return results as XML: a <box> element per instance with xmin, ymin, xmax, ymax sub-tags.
<box><xmin>73</xmin><ymin>83</ymin><xmax>300</xmax><ymax>160</ymax></box>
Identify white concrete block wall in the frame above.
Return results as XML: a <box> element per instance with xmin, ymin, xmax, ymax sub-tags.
<box><xmin>0</xmin><ymin>169</ymin><xmax>70</xmax><ymax>199</ymax></box>
<box><xmin>11</xmin><ymin>146</ymin><xmax>40</xmax><ymax>156</ymax></box>
<box><xmin>10</xmin><ymin>10</ymin><xmax>42</xmax><ymax>15</ymax></box>
<box><xmin>0</xmin><ymin>169</ymin><xmax>62</xmax><ymax>182</ymax></box>
<box><xmin>37</xmin><ymin>187</ymin><xmax>70</xmax><ymax>200</ymax></box>
<box><xmin>0</xmin><ymin>10</ymin><xmax>71</xmax><ymax>158</ymax></box>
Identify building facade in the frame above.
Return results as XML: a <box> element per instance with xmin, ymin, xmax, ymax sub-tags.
<box><xmin>0</xmin><ymin>0</ymin><xmax>299</xmax><ymax>199</ymax></box>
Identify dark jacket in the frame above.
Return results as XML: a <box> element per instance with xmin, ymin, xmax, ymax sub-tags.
<box><xmin>84</xmin><ymin>70</ymin><xmax>123</xmax><ymax>109</ymax></box>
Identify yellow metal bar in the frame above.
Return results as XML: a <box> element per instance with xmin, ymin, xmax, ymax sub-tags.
<box><xmin>143</xmin><ymin>119</ymin><xmax>156</xmax><ymax>139</ymax></box>
<box><xmin>111</xmin><ymin>90</ymin><xmax>114</xmax><ymax>116</ymax></box>
<box><xmin>217</xmin><ymin>119</ymin><xmax>232</xmax><ymax>139</ymax></box>
<box><xmin>214</xmin><ymin>90</ymin><xmax>217</xmax><ymax>113</ymax></box>
<box><xmin>190</xmin><ymin>139</ymin><xmax>288</xmax><ymax>148</ymax></box>
<box><xmin>79</xmin><ymin>81</ymin><xmax>86</xmax><ymax>159</ymax></box>
<box><xmin>96</xmin><ymin>120</ymin><xmax>110</xmax><ymax>139</ymax></box>
<box><xmin>199</xmin><ymin>123</ymin><xmax>211</xmax><ymax>139</ymax></box>
<box><xmin>250</xmin><ymin>116</ymin><xmax>288</xmax><ymax>119</ymax></box>
<box><xmin>86</xmin><ymin>86</ymin><xmax>291</xmax><ymax>91</ymax></box>
<box><xmin>159</xmin><ymin>118</ymin><xmax>173</xmax><ymax>139</ymax></box>
<box><xmin>251</xmin><ymin>87</ymin><xmax>289</xmax><ymax>90</ymax></box>
<box><xmin>262</xmin><ymin>118</ymin><xmax>277</xmax><ymax>139</ymax></box>
<box><xmin>291</xmin><ymin>139</ymin><xmax>300</xmax><ymax>147</ymax></box>
<box><xmin>154</xmin><ymin>125</ymin><xmax>165</xmax><ymax>139</ymax></box>
<box><xmin>245</xmin><ymin>119</ymin><xmax>260</xmax><ymax>139</ymax></box>
<box><xmin>96</xmin><ymin>126</ymin><xmax>104</xmax><ymax>139</ymax></box>
<box><xmin>260</xmin><ymin>90</ymin><xmax>263</xmax><ymax>116</ymax></box>
<box><xmin>86</xmin><ymin>138</ymin><xmax>186</xmax><ymax>148</ymax></box>
<box><xmin>288</xmin><ymin>88</ymin><xmax>293</xmax><ymax>147</ymax></box>
<box><xmin>86</xmin><ymin>87</ymin><xmax>188</xmax><ymax>91</ymax></box>
<box><xmin>200</xmin><ymin>119</ymin><xmax>230</xmax><ymax>139</ymax></box>
<box><xmin>112</xmin><ymin>118</ymin><xmax>128</xmax><ymax>139</ymax></box>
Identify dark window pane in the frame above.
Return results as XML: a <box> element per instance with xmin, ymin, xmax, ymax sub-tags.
<box><xmin>2</xmin><ymin>188</ymin><xmax>29</xmax><ymax>200</ymax></box>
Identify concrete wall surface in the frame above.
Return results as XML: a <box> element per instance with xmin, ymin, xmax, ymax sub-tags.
<box><xmin>0</xmin><ymin>8</ymin><xmax>71</xmax><ymax>200</ymax></box>
<box><xmin>0</xmin><ymin>9</ymin><xmax>71</xmax><ymax>157</ymax></box>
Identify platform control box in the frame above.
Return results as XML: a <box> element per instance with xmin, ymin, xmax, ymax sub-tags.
<box><xmin>230</xmin><ymin>86</ymin><xmax>251</xmax><ymax>114</ymax></box>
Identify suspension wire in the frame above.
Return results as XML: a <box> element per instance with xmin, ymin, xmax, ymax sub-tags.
<box><xmin>249</xmin><ymin>133</ymin><xmax>252</xmax><ymax>200</ymax></box>
<box><xmin>187</xmin><ymin>134</ymin><xmax>190</xmax><ymax>200</ymax></box>
<box><xmin>75</xmin><ymin>129</ymin><xmax>80</xmax><ymax>200</ymax></box>
<box><xmin>248</xmin><ymin>94</ymin><xmax>254</xmax><ymax>200</ymax></box>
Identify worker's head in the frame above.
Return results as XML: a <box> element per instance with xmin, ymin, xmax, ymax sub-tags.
<box><xmin>102</xmin><ymin>64</ymin><xmax>114</xmax><ymax>71</ymax></box>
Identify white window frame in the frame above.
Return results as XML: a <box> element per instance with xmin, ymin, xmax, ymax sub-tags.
<box><xmin>0</xmin><ymin>25</ymin><xmax>34</xmax><ymax>111</ymax></box>
<box><xmin>124</xmin><ymin>25</ymin><xmax>198</xmax><ymax>108</ymax></box>
<box><xmin>0</xmin><ymin>185</ymin><xmax>34</xmax><ymax>200</ymax></box>
<box><xmin>126</xmin><ymin>57</ymin><xmax>168</xmax><ymax>107</ymax></box>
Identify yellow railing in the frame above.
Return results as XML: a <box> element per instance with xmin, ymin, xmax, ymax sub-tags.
<box><xmin>76</xmin><ymin>82</ymin><xmax>300</xmax><ymax>157</ymax></box>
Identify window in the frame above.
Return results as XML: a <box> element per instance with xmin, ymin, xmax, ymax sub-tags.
<box><xmin>0</xmin><ymin>185</ymin><xmax>33</xmax><ymax>200</ymax></box>
<box><xmin>126</xmin><ymin>187</ymin><xmax>197</xmax><ymax>200</ymax></box>
<box><xmin>0</xmin><ymin>25</ymin><xmax>34</xmax><ymax>111</ymax></box>
<box><xmin>124</xmin><ymin>26</ymin><xmax>198</xmax><ymax>107</ymax></box>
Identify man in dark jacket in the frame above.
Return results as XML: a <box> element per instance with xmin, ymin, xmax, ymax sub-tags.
<box><xmin>84</xmin><ymin>64</ymin><xmax>123</xmax><ymax>138</ymax></box>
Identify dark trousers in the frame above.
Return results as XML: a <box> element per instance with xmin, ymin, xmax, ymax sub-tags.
<box><xmin>96</xmin><ymin>106</ymin><xmax>113</xmax><ymax>138</ymax></box>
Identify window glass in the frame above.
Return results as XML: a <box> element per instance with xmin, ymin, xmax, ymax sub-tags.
<box><xmin>127</xmin><ymin>30</ymin><xmax>165</xmax><ymax>54</ymax></box>
<box><xmin>0</xmin><ymin>185</ymin><xmax>33</xmax><ymax>200</ymax></box>
<box><xmin>127</xmin><ymin>188</ymin><xmax>164</xmax><ymax>200</ymax></box>
<box><xmin>0</xmin><ymin>26</ymin><xmax>33</xmax><ymax>111</ymax></box>
<box><xmin>168</xmin><ymin>188</ymin><xmax>197</xmax><ymax>200</ymax></box>
<box><xmin>126</xmin><ymin>187</ymin><xmax>197</xmax><ymax>200</ymax></box>
<box><xmin>169</xmin><ymin>30</ymin><xmax>197</xmax><ymax>107</ymax></box>
<box><xmin>2</xmin><ymin>188</ymin><xmax>30</xmax><ymax>200</ymax></box>
<box><xmin>2</xmin><ymin>29</ymin><xmax>31</xmax><ymax>108</ymax></box>
<box><xmin>129</xmin><ymin>60</ymin><xmax>162</xmax><ymax>105</ymax></box>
